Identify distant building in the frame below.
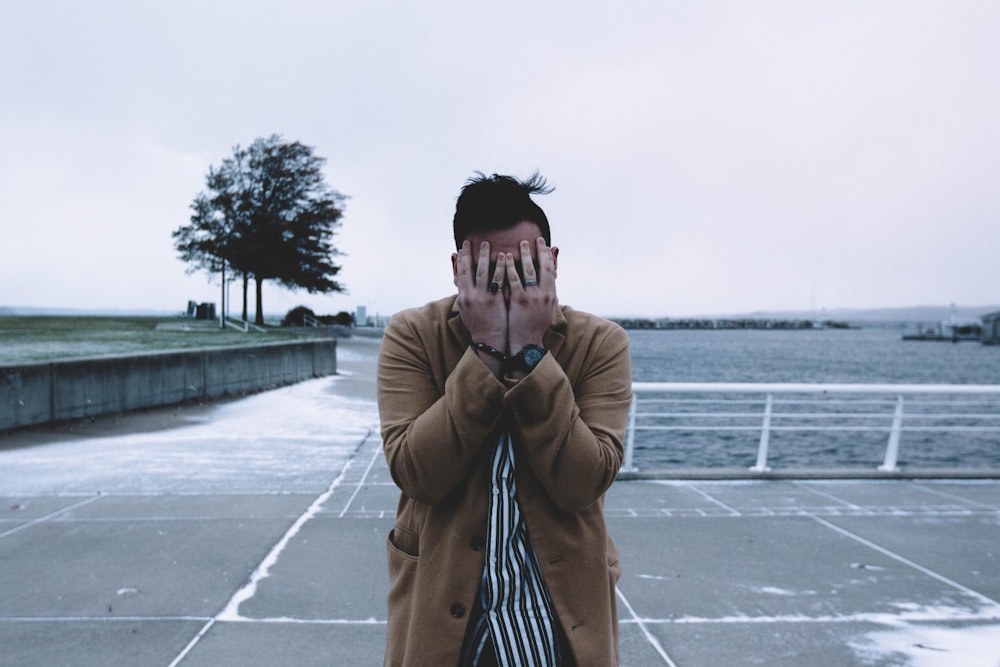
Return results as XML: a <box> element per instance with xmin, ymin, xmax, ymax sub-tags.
<box><xmin>187</xmin><ymin>301</ymin><xmax>216</xmax><ymax>320</ymax></box>
<box><xmin>982</xmin><ymin>311</ymin><xmax>1000</xmax><ymax>345</ymax></box>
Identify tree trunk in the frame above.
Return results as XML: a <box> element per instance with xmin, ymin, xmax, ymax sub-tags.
<box><xmin>220</xmin><ymin>263</ymin><xmax>226</xmax><ymax>329</ymax></box>
<box><xmin>255</xmin><ymin>276</ymin><xmax>265</xmax><ymax>326</ymax></box>
<box><xmin>242</xmin><ymin>273</ymin><xmax>249</xmax><ymax>321</ymax></box>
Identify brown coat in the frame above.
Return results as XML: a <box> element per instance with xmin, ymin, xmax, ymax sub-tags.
<box><xmin>377</xmin><ymin>295</ymin><xmax>632</xmax><ymax>667</ymax></box>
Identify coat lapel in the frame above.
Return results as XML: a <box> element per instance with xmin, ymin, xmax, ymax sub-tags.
<box><xmin>544</xmin><ymin>304</ymin><xmax>568</xmax><ymax>361</ymax></box>
<box><xmin>447</xmin><ymin>297</ymin><xmax>471</xmax><ymax>348</ymax></box>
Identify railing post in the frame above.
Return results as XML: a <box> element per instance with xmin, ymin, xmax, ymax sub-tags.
<box><xmin>622</xmin><ymin>395</ymin><xmax>638</xmax><ymax>472</ymax></box>
<box><xmin>878</xmin><ymin>395</ymin><xmax>904</xmax><ymax>472</ymax></box>
<box><xmin>750</xmin><ymin>393</ymin><xmax>773</xmax><ymax>472</ymax></box>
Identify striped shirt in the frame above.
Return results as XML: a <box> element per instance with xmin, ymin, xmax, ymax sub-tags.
<box><xmin>461</xmin><ymin>433</ymin><xmax>562</xmax><ymax>666</ymax></box>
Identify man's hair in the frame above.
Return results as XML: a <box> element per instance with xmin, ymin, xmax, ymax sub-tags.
<box><xmin>453</xmin><ymin>172</ymin><xmax>554</xmax><ymax>249</ymax></box>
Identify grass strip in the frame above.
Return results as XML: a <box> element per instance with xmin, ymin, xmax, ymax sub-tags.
<box><xmin>0</xmin><ymin>316</ymin><xmax>315</xmax><ymax>365</ymax></box>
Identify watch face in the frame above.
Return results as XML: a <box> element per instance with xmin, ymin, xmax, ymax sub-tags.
<box><xmin>521</xmin><ymin>345</ymin><xmax>545</xmax><ymax>368</ymax></box>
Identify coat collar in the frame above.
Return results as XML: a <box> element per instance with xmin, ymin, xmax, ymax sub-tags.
<box><xmin>446</xmin><ymin>294</ymin><xmax>567</xmax><ymax>358</ymax></box>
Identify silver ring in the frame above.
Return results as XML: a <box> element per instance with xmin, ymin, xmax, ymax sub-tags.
<box><xmin>489</xmin><ymin>281</ymin><xmax>501</xmax><ymax>295</ymax></box>
<box><xmin>524</xmin><ymin>279</ymin><xmax>538</xmax><ymax>287</ymax></box>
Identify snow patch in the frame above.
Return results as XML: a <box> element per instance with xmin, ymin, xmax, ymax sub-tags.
<box><xmin>851</xmin><ymin>623</ymin><xmax>1000</xmax><ymax>667</ymax></box>
<box><xmin>754</xmin><ymin>586</ymin><xmax>813</xmax><ymax>597</ymax></box>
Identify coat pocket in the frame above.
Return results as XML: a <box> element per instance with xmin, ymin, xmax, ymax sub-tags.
<box><xmin>387</xmin><ymin>525</ymin><xmax>420</xmax><ymax>559</ymax></box>
<box><xmin>385</xmin><ymin>528</ymin><xmax>420</xmax><ymax>666</ymax></box>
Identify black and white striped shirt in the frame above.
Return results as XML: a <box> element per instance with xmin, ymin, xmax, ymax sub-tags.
<box><xmin>461</xmin><ymin>433</ymin><xmax>562</xmax><ymax>666</ymax></box>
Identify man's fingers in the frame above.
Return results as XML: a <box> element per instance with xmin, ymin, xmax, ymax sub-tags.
<box><xmin>537</xmin><ymin>237</ymin><xmax>555</xmax><ymax>281</ymax></box>
<box><xmin>520</xmin><ymin>240</ymin><xmax>537</xmax><ymax>286</ymax></box>
<box><xmin>456</xmin><ymin>240</ymin><xmax>474</xmax><ymax>288</ymax></box>
<box><xmin>476</xmin><ymin>241</ymin><xmax>491</xmax><ymax>287</ymax></box>
<box><xmin>504</xmin><ymin>253</ymin><xmax>522</xmax><ymax>290</ymax></box>
<box><xmin>491</xmin><ymin>253</ymin><xmax>506</xmax><ymax>294</ymax></box>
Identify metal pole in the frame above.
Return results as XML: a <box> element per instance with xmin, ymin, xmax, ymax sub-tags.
<box><xmin>751</xmin><ymin>393</ymin><xmax>773</xmax><ymax>472</ymax></box>
<box><xmin>879</xmin><ymin>395</ymin><xmax>904</xmax><ymax>472</ymax></box>
<box><xmin>623</xmin><ymin>395</ymin><xmax>637</xmax><ymax>472</ymax></box>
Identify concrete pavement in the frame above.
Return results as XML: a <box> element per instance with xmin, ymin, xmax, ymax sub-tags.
<box><xmin>3</xmin><ymin>429</ymin><xmax>999</xmax><ymax>665</ymax></box>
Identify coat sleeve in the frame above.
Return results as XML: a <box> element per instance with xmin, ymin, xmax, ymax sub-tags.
<box><xmin>506</xmin><ymin>323</ymin><xmax>633</xmax><ymax>512</ymax></box>
<box><xmin>377</xmin><ymin>310</ymin><xmax>505</xmax><ymax>506</ymax></box>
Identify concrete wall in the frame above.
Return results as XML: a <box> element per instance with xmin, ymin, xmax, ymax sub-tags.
<box><xmin>1</xmin><ymin>340</ymin><xmax>337</xmax><ymax>431</ymax></box>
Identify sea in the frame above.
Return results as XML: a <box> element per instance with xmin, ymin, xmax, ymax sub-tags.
<box><xmin>625</xmin><ymin>326</ymin><xmax>1000</xmax><ymax>470</ymax></box>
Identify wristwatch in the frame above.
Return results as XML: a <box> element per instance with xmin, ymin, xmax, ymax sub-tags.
<box><xmin>510</xmin><ymin>345</ymin><xmax>546</xmax><ymax>372</ymax></box>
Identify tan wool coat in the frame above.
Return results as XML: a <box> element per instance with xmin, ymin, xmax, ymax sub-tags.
<box><xmin>377</xmin><ymin>295</ymin><xmax>633</xmax><ymax>666</ymax></box>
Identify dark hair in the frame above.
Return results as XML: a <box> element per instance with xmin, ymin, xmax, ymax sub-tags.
<box><xmin>452</xmin><ymin>172</ymin><xmax>554</xmax><ymax>249</ymax></box>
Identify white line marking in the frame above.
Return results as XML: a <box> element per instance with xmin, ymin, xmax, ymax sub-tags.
<box><xmin>810</xmin><ymin>515</ymin><xmax>1000</xmax><ymax>608</ymax></box>
<box><xmin>792</xmin><ymin>482</ymin><xmax>862</xmax><ymax>509</ymax></box>
<box><xmin>616</xmin><ymin>586</ymin><xmax>678</xmax><ymax>666</ymax></box>
<box><xmin>607</xmin><ymin>506</ymin><xmax>993</xmax><ymax>518</ymax></box>
<box><xmin>338</xmin><ymin>439</ymin><xmax>383</xmax><ymax>518</ymax></box>
<box><xmin>167</xmin><ymin>618</ymin><xmax>217</xmax><ymax>667</ymax></box>
<box><xmin>167</xmin><ymin>428</ymin><xmax>374</xmax><ymax>667</ymax></box>
<box><xmin>686</xmin><ymin>484</ymin><xmax>740</xmax><ymax>515</ymax></box>
<box><xmin>618</xmin><ymin>608</ymin><xmax>1000</xmax><ymax>624</ymax></box>
<box><xmin>918</xmin><ymin>484</ymin><xmax>998</xmax><ymax>510</ymax></box>
<box><xmin>1</xmin><ymin>616</ymin><xmax>211</xmax><ymax>623</ymax></box>
<box><xmin>0</xmin><ymin>495</ymin><xmax>101</xmax><ymax>539</ymax></box>
<box><xmin>37</xmin><ymin>516</ymin><xmax>302</xmax><ymax>523</ymax></box>
<box><xmin>208</xmin><ymin>616</ymin><xmax>385</xmax><ymax>625</ymax></box>
<box><xmin>8</xmin><ymin>608</ymin><xmax>998</xmax><ymax>627</ymax></box>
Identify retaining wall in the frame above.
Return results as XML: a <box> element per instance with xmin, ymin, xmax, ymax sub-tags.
<box><xmin>1</xmin><ymin>339</ymin><xmax>337</xmax><ymax>431</ymax></box>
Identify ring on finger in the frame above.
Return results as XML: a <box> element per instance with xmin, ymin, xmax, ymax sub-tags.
<box><xmin>524</xmin><ymin>279</ymin><xmax>538</xmax><ymax>287</ymax></box>
<box><xmin>489</xmin><ymin>281</ymin><xmax>501</xmax><ymax>294</ymax></box>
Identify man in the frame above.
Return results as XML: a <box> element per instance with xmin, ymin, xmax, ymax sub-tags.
<box><xmin>377</xmin><ymin>173</ymin><xmax>632</xmax><ymax>666</ymax></box>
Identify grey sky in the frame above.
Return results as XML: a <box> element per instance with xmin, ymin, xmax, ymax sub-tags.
<box><xmin>2</xmin><ymin>1</ymin><xmax>998</xmax><ymax>319</ymax></box>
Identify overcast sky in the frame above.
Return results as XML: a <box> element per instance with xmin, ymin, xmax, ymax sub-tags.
<box><xmin>2</xmin><ymin>1</ymin><xmax>998</xmax><ymax>319</ymax></box>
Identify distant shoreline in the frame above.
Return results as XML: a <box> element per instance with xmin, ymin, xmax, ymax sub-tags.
<box><xmin>613</xmin><ymin>317</ymin><xmax>857</xmax><ymax>331</ymax></box>
<box><xmin>611</xmin><ymin>305</ymin><xmax>1000</xmax><ymax>332</ymax></box>
<box><xmin>6</xmin><ymin>303</ymin><xmax>999</xmax><ymax>324</ymax></box>
<box><xmin>607</xmin><ymin>304</ymin><xmax>1000</xmax><ymax>323</ymax></box>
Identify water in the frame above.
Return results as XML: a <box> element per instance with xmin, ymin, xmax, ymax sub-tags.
<box><xmin>626</xmin><ymin>327</ymin><xmax>1000</xmax><ymax>469</ymax></box>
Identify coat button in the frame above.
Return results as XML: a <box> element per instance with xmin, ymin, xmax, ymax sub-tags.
<box><xmin>470</xmin><ymin>536</ymin><xmax>485</xmax><ymax>551</ymax></box>
<box><xmin>450</xmin><ymin>603</ymin><xmax>466</xmax><ymax>618</ymax></box>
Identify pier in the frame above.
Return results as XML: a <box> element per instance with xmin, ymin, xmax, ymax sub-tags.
<box><xmin>1</xmin><ymin>338</ymin><xmax>998</xmax><ymax>665</ymax></box>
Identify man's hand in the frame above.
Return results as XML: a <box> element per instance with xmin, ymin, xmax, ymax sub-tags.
<box><xmin>456</xmin><ymin>240</ymin><xmax>508</xmax><ymax>376</ymax></box>
<box><xmin>507</xmin><ymin>237</ymin><xmax>557</xmax><ymax>355</ymax></box>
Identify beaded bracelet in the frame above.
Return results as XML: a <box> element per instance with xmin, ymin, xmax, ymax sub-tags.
<box><xmin>472</xmin><ymin>342</ymin><xmax>508</xmax><ymax>362</ymax></box>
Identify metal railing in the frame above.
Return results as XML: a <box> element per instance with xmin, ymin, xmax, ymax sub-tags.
<box><xmin>624</xmin><ymin>383</ymin><xmax>1000</xmax><ymax>476</ymax></box>
<box><xmin>225</xmin><ymin>318</ymin><xmax>267</xmax><ymax>333</ymax></box>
